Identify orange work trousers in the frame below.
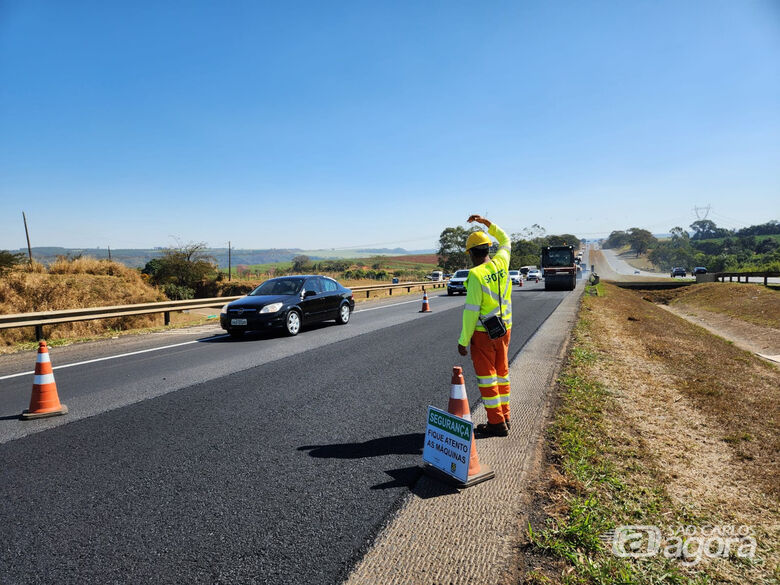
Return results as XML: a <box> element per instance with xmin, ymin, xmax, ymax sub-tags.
<box><xmin>470</xmin><ymin>330</ymin><xmax>511</xmax><ymax>425</ymax></box>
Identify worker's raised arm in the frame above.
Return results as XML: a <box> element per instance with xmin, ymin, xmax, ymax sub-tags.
<box><xmin>488</xmin><ymin>223</ymin><xmax>511</xmax><ymax>269</ymax></box>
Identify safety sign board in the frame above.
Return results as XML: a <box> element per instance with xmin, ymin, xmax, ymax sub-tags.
<box><xmin>422</xmin><ymin>406</ymin><xmax>473</xmax><ymax>483</ymax></box>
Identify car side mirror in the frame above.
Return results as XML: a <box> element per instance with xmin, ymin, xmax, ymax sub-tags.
<box><xmin>303</xmin><ymin>290</ymin><xmax>317</xmax><ymax>298</ymax></box>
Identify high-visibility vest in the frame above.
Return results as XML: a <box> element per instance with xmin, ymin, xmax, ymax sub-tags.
<box><xmin>458</xmin><ymin>223</ymin><xmax>512</xmax><ymax>346</ymax></box>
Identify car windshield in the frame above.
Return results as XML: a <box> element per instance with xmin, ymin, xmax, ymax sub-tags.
<box><xmin>454</xmin><ymin>270</ymin><xmax>469</xmax><ymax>278</ymax></box>
<box><xmin>509</xmin><ymin>271</ymin><xmax>519</xmax><ymax>275</ymax></box>
<box><xmin>250</xmin><ymin>278</ymin><xmax>304</xmax><ymax>296</ymax></box>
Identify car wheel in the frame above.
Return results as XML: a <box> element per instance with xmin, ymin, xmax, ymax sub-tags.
<box><xmin>229</xmin><ymin>330</ymin><xmax>243</xmax><ymax>339</ymax></box>
<box><xmin>285</xmin><ymin>310</ymin><xmax>301</xmax><ymax>336</ymax></box>
<box><xmin>336</xmin><ymin>303</ymin><xmax>350</xmax><ymax>325</ymax></box>
<box><xmin>447</xmin><ymin>290</ymin><xmax>453</xmax><ymax>296</ymax></box>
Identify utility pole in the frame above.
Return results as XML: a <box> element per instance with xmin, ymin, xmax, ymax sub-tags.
<box><xmin>108</xmin><ymin>246</ymin><xmax>112</xmax><ymax>261</ymax></box>
<box><xmin>22</xmin><ymin>211</ymin><xmax>33</xmax><ymax>267</ymax></box>
<box><xmin>228</xmin><ymin>241</ymin><xmax>232</xmax><ymax>281</ymax></box>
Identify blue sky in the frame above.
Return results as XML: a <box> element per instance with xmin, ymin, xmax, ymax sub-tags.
<box><xmin>1</xmin><ymin>1</ymin><xmax>778</xmax><ymax>251</ymax></box>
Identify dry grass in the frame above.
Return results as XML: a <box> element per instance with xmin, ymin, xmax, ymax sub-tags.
<box><xmin>617</xmin><ymin>248</ymin><xmax>658</xmax><ymax>272</ymax></box>
<box><xmin>601</xmin><ymin>284</ymin><xmax>779</xmax><ymax>498</ymax></box>
<box><xmin>0</xmin><ymin>258</ymin><xmax>164</xmax><ymax>347</ymax></box>
<box><xmin>525</xmin><ymin>283</ymin><xmax>779</xmax><ymax>584</ymax></box>
<box><xmin>660</xmin><ymin>282</ymin><xmax>779</xmax><ymax>329</ymax></box>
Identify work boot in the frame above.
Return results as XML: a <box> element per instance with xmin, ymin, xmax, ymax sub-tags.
<box><xmin>505</xmin><ymin>419</ymin><xmax>511</xmax><ymax>430</ymax></box>
<box><xmin>475</xmin><ymin>422</ymin><xmax>509</xmax><ymax>437</ymax></box>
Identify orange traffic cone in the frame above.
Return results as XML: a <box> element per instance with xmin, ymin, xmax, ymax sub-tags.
<box><xmin>419</xmin><ymin>291</ymin><xmax>432</xmax><ymax>313</ymax></box>
<box><xmin>518</xmin><ymin>279</ymin><xmax>523</xmax><ymax>287</ymax></box>
<box><xmin>447</xmin><ymin>366</ymin><xmax>495</xmax><ymax>487</ymax></box>
<box><xmin>21</xmin><ymin>341</ymin><xmax>68</xmax><ymax>420</ymax></box>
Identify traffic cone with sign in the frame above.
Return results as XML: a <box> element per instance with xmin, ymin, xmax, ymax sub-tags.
<box><xmin>448</xmin><ymin>366</ymin><xmax>494</xmax><ymax>487</ymax></box>
<box><xmin>419</xmin><ymin>291</ymin><xmax>432</xmax><ymax>313</ymax></box>
<box><xmin>21</xmin><ymin>341</ymin><xmax>68</xmax><ymax>420</ymax></box>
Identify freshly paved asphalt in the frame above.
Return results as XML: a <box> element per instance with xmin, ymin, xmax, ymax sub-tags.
<box><xmin>0</xmin><ymin>283</ymin><xmax>569</xmax><ymax>585</ymax></box>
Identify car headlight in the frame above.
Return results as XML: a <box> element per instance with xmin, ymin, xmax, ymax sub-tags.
<box><xmin>220</xmin><ymin>303</ymin><xmax>230</xmax><ymax>315</ymax></box>
<box><xmin>260</xmin><ymin>302</ymin><xmax>283</xmax><ymax>314</ymax></box>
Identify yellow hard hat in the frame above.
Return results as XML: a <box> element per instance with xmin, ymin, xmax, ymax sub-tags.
<box><xmin>466</xmin><ymin>231</ymin><xmax>491</xmax><ymax>251</ymax></box>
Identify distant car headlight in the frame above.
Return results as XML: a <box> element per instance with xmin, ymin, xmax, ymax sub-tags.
<box><xmin>220</xmin><ymin>303</ymin><xmax>230</xmax><ymax>315</ymax></box>
<box><xmin>260</xmin><ymin>302</ymin><xmax>283</xmax><ymax>314</ymax></box>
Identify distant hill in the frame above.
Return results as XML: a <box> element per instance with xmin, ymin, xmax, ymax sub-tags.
<box><xmin>11</xmin><ymin>247</ymin><xmax>436</xmax><ymax>269</ymax></box>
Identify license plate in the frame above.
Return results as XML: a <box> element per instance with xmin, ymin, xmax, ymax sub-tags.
<box><xmin>231</xmin><ymin>318</ymin><xmax>247</xmax><ymax>326</ymax></box>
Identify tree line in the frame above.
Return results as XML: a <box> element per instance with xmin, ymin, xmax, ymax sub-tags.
<box><xmin>437</xmin><ymin>224</ymin><xmax>581</xmax><ymax>273</ymax></box>
<box><xmin>603</xmin><ymin>220</ymin><xmax>780</xmax><ymax>272</ymax></box>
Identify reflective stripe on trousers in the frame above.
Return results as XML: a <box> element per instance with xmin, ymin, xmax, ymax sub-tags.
<box><xmin>469</xmin><ymin>330</ymin><xmax>511</xmax><ymax>424</ymax></box>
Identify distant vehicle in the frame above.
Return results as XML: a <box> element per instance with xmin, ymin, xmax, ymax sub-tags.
<box><xmin>634</xmin><ymin>270</ymin><xmax>640</xmax><ymax>274</ymax></box>
<box><xmin>671</xmin><ymin>267</ymin><xmax>687</xmax><ymax>278</ymax></box>
<box><xmin>508</xmin><ymin>270</ymin><xmax>522</xmax><ymax>285</ymax></box>
<box><xmin>693</xmin><ymin>267</ymin><xmax>707</xmax><ymax>275</ymax></box>
<box><xmin>526</xmin><ymin>269</ymin><xmax>542</xmax><ymax>281</ymax></box>
<box><xmin>220</xmin><ymin>275</ymin><xmax>354</xmax><ymax>338</ymax></box>
<box><xmin>519</xmin><ymin>265</ymin><xmax>537</xmax><ymax>276</ymax></box>
<box><xmin>541</xmin><ymin>245</ymin><xmax>576</xmax><ymax>291</ymax></box>
<box><xmin>447</xmin><ymin>269</ymin><xmax>470</xmax><ymax>295</ymax></box>
<box><xmin>426</xmin><ymin>270</ymin><xmax>444</xmax><ymax>282</ymax></box>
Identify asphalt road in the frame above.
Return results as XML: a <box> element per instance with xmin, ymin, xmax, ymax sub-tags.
<box><xmin>0</xmin><ymin>283</ymin><xmax>569</xmax><ymax>585</ymax></box>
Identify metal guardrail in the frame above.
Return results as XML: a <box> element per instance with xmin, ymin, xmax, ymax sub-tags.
<box><xmin>0</xmin><ymin>280</ymin><xmax>447</xmax><ymax>338</ymax></box>
<box><xmin>714</xmin><ymin>271</ymin><xmax>780</xmax><ymax>285</ymax></box>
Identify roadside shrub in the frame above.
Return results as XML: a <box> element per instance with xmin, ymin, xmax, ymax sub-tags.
<box><xmin>162</xmin><ymin>283</ymin><xmax>195</xmax><ymax>300</ymax></box>
<box><xmin>0</xmin><ymin>250</ymin><xmax>25</xmax><ymax>273</ymax></box>
<box><xmin>217</xmin><ymin>281</ymin><xmax>260</xmax><ymax>296</ymax></box>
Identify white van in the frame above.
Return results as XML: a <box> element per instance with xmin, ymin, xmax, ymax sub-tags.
<box><xmin>427</xmin><ymin>271</ymin><xmax>444</xmax><ymax>282</ymax></box>
<box><xmin>519</xmin><ymin>265</ymin><xmax>537</xmax><ymax>277</ymax></box>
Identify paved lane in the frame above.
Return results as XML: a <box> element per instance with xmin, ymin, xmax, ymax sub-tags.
<box><xmin>0</xmin><ymin>293</ymin><xmax>467</xmax><ymax>443</ymax></box>
<box><xmin>0</xmin><ymin>285</ymin><xmax>568</xmax><ymax>585</ymax></box>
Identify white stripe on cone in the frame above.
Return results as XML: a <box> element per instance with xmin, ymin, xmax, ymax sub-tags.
<box><xmin>34</xmin><ymin>373</ymin><xmax>55</xmax><ymax>385</ymax></box>
<box><xmin>36</xmin><ymin>353</ymin><xmax>51</xmax><ymax>363</ymax></box>
<box><xmin>450</xmin><ymin>384</ymin><xmax>467</xmax><ymax>400</ymax></box>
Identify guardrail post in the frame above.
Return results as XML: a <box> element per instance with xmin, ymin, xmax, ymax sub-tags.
<box><xmin>389</xmin><ymin>288</ymin><xmax>392</xmax><ymax>296</ymax></box>
<box><xmin>35</xmin><ymin>325</ymin><xmax>43</xmax><ymax>341</ymax></box>
<box><xmin>164</xmin><ymin>311</ymin><xmax>170</xmax><ymax>326</ymax></box>
<box><xmin>729</xmin><ymin>276</ymin><xmax>733</xmax><ymax>282</ymax></box>
<box><xmin>765</xmin><ymin>276</ymin><xmax>768</xmax><ymax>286</ymax></box>
<box><xmin>366</xmin><ymin>291</ymin><xmax>370</xmax><ymax>299</ymax></box>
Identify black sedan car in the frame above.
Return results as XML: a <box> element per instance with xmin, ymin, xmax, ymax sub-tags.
<box><xmin>220</xmin><ymin>275</ymin><xmax>354</xmax><ymax>338</ymax></box>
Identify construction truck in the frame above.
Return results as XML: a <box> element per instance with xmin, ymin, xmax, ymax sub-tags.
<box><xmin>541</xmin><ymin>245</ymin><xmax>577</xmax><ymax>291</ymax></box>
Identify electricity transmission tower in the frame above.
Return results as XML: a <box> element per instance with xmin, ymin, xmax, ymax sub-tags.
<box><xmin>693</xmin><ymin>204</ymin><xmax>711</xmax><ymax>220</ymax></box>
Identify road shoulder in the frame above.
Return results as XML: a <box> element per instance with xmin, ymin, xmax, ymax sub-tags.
<box><xmin>344</xmin><ymin>283</ymin><xmax>584</xmax><ymax>585</ymax></box>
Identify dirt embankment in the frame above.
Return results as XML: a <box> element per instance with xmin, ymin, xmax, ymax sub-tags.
<box><xmin>0</xmin><ymin>258</ymin><xmax>165</xmax><ymax>347</ymax></box>
<box><xmin>641</xmin><ymin>282</ymin><xmax>780</xmax><ymax>358</ymax></box>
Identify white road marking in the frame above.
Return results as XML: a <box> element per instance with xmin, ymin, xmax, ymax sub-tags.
<box><xmin>0</xmin><ymin>336</ymin><xmax>229</xmax><ymax>381</ymax></box>
<box><xmin>354</xmin><ymin>298</ymin><xmax>435</xmax><ymax>313</ymax></box>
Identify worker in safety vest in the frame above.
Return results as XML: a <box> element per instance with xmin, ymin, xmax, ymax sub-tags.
<box><xmin>457</xmin><ymin>214</ymin><xmax>512</xmax><ymax>437</ymax></box>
